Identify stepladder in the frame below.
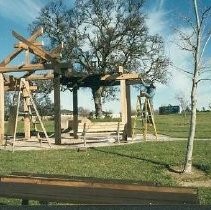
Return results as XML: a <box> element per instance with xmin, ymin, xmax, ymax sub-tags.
<box><xmin>132</xmin><ymin>95</ymin><xmax>158</xmax><ymax>141</ymax></box>
<box><xmin>5</xmin><ymin>78</ymin><xmax>51</xmax><ymax>151</ymax></box>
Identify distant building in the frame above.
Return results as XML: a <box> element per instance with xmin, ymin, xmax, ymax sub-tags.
<box><xmin>159</xmin><ymin>105</ymin><xmax>180</xmax><ymax>115</ymax></box>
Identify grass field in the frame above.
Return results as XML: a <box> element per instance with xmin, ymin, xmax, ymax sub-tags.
<box><xmin>156</xmin><ymin>112</ymin><xmax>211</xmax><ymax>138</ymax></box>
<box><xmin>1</xmin><ymin>112</ymin><xmax>211</xmax><ymax>205</ymax></box>
<box><xmin>0</xmin><ymin>140</ymin><xmax>210</xmax><ymax>204</ymax></box>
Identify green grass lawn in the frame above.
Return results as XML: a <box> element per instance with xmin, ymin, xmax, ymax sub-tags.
<box><xmin>155</xmin><ymin>112</ymin><xmax>211</xmax><ymax>138</ymax></box>
<box><xmin>0</xmin><ymin>140</ymin><xmax>210</xmax><ymax>204</ymax></box>
<box><xmin>1</xmin><ymin>112</ymin><xmax>211</xmax><ymax>205</ymax></box>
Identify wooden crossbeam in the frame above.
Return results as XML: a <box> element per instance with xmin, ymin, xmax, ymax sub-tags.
<box><xmin>25</xmin><ymin>73</ymin><xmax>54</xmax><ymax>81</ymax></box>
<box><xmin>101</xmin><ymin>73</ymin><xmax>140</xmax><ymax>81</ymax></box>
<box><xmin>5</xmin><ymin>85</ymin><xmax>37</xmax><ymax>92</ymax></box>
<box><xmin>12</xmin><ymin>31</ymin><xmax>58</xmax><ymax>62</ymax></box>
<box><xmin>3</xmin><ymin>75</ymin><xmax>37</xmax><ymax>91</ymax></box>
<box><xmin>14</xmin><ymin>42</ymin><xmax>43</xmax><ymax>49</ymax></box>
<box><xmin>50</xmin><ymin>43</ymin><xmax>63</xmax><ymax>58</ymax></box>
<box><xmin>0</xmin><ymin>175</ymin><xmax>199</xmax><ymax>204</ymax></box>
<box><xmin>0</xmin><ymin>28</ymin><xmax>43</xmax><ymax>66</ymax></box>
<box><xmin>0</xmin><ymin>64</ymin><xmax>53</xmax><ymax>73</ymax></box>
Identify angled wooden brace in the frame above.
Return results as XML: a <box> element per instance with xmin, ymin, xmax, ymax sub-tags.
<box><xmin>0</xmin><ymin>27</ymin><xmax>43</xmax><ymax>66</ymax></box>
<box><xmin>12</xmin><ymin>31</ymin><xmax>59</xmax><ymax>62</ymax></box>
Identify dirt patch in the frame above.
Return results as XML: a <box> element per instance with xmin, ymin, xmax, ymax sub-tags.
<box><xmin>167</xmin><ymin>166</ymin><xmax>211</xmax><ymax>188</ymax></box>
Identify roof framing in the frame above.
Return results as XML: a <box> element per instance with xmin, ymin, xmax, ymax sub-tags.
<box><xmin>1</xmin><ymin>28</ymin><xmax>142</xmax><ymax>88</ymax></box>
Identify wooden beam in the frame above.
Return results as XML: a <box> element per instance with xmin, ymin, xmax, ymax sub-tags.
<box><xmin>4</xmin><ymin>86</ymin><xmax>37</xmax><ymax>92</ymax></box>
<box><xmin>126</xmin><ymin>84</ymin><xmax>132</xmax><ymax>138</ymax></box>
<box><xmin>50</xmin><ymin>43</ymin><xmax>63</xmax><ymax>58</ymax></box>
<box><xmin>0</xmin><ymin>27</ymin><xmax>43</xmax><ymax>66</ymax></box>
<box><xmin>53</xmin><ymin>67</ymin><xmax>61</xmax><ymax>145</ymax></box>
<box><xmin>0</xmin><ymin>64</ymin><xmax>53</xmax><ymax>73</ymax></box>
<box><xmin>101</xmin><ymin>73</ymin><xmax>140</xmax><ymax>81</ymax></box>
<box><xmin>73</xmin><ymin>87</ymin><xmax>78</xmax><ymax>139</ymax></box>
<box><xmin>14</xmin><ymin>42</ymin><xmax>43</xmax><ymax>49</ymax></box>
<box><xmin>0</xmin><ymin>175</ymin><xmax>199</xmax><ymax>204</ymax></box>
<box><xmin>25</xmin><ymin>73</ymin><xmax>54</xmax><ymax>81</ymax></box>
<box><xmin>12</xmin><ymin>31</ymin><xmax>58</xmax><ymax>62</ymax></box>
<box><xmin>119</xmin><ymin>66</ymin><xmax>127</xmax><ymax>126</ymax></box>
<box><xmin>0</xmin><ymin>74</ymin><xmax>4</xmax><ymax>144</ymax></box>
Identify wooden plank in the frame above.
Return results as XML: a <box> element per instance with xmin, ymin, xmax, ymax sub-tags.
<box><xmin>25</xmin><ymin>73</ymin><xmax>54</xmax><ymax>81</ymax></box>
<box><xmin>82</xmin><ymin>125</ymin><xmax>124</xmax><ymax>132</ymax></box>
<box><xmin>12</xmin><ymin>31</ymin><xmax>57</xmax><ymax>62</ymax></box>
<box><xmin>0</xmin><ymin>27</ymin><xmax>43</xmax><ymax>66</ymax></box>
<box><xmin>50</xmin><ymin>43</ymin><xmax>63</xmax><ymax>58</ymax></box>
<box><xmin>5</xmin><ymin>85</ymin><xmax>37</xmax><ymax>92</ymax></box>
<box><xmin>101</xmin><ymin>73</ymin><xmax>140</xmax><ymax>81</ymax></box>
<box><xmin>0</xmin><ymin>73</ymin><xmax>4</xmax><ymax>144</ymax></box>
<box><xmin>0</xmin><ymin>183</ymin><xmax>198</xmax><ymax>204</ymax></box>
<box><xmin>0</xmin><ymin>175</ymin><xmax>198</xmax><ymax>204</ymax></box>
<box><xmin>14</xmin><ymin>42</ymin><xmax>43</xmax><ymax>49</ymax></box>
<box><xmin>0</xmin><ymin>176</ymin><xmax>197</xmax><ymax>194</ymax></box>
<box><xmin>77</xmin><ymin>122</ymin><xmax>125</xmax><ymax>133</ymax></box>
<box><xmin>0</xmin><ymin>64</ymin><xmax>53</xmax><ymax>73</ymax></box>
<box><xmin>119</xmin><ymin>66</ymin><xmax>127</xmax><ymax>140</ymax></box>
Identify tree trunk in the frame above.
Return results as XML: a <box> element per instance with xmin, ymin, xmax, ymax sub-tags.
<box><xmin>91</xmin><ymin>86</ymin><xmax>103</xmax><ymax>118</ymax></box>
<box><xmin>183</xmin><ymin>0</ymin><xmax>201</xmax><ymax>174</ymax></box>
<box><xmin>184</xmin><ymin>80</ymin><xmax>197</xmax><ymax>173</ymax></box>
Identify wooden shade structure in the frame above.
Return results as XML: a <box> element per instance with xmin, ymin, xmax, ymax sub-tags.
<box><xmin>0</xmin><ymin>28</ymin><xmax>142</xmax><ymax>145</ymax></box>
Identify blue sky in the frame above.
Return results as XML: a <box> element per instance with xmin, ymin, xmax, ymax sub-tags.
<box><xmin>0</xmin><ymin>0</ymin><xmax>211</xmax><ymax>113</ymax></box>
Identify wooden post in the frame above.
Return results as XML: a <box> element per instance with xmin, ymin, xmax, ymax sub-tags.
<box><xmin>73</xmin><ymin>87</ymin><xmax>78</xmax><ymax>139</ymax></box>
<box><xmin>23</xmin><ymin>81</ymin><xmax>31</xmax><ymax>139</ymax></box>
<box><xmin>0</xmin><ymin>73</ymin><xmax>4</xmax><ymax>144</ymax></box>
<box><xmin>53</xmin><ymin>67</ymin><xmax>61</xmax><ymax>145</ymax></box>
<box><xmin>119</xmin><ymin>66</ymin><xmax>128</xmax><ymax>140</ymax></box>
<box><xmin>119</xmin><ymin>66</ymin><xmax>127</xmax><ymax>124</ymax></box>
<box><xmin>126</xmin><ymin>84</ymin><xmax>132</xmax><ymax>138</ymax></box>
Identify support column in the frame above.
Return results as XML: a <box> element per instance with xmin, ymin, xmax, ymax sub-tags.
<box><xmin>53</xmin><ymin>68</ymin><xmax>61</xmax><ymax>145</ymax></box>
<box><xmin>73</xmin><ymin>87</ymin><xmax>78</xmax><ymax>139</ymax></box>
<box><xmin>0</xmin><ymin>73</ymin><xmax>4</xmax><ymax>144</ymax></box>
<box><xmin>119</xmin><ymin>66</ymin><xmax>127</xmax><ymax>124</ymax></box>
<box><xmin>126</xmin><ymin>84</ymin><xmax>132</xmax><ymax>138</ymax></box>
<box><xmin>23</xmin><ymin>81</ymin><xmax>31</xmax><ymax>139</ymax></box>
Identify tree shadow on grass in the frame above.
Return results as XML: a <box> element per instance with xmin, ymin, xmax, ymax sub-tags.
<box><xmin>91</xmin><ymin>147</ymin><xmax>181</xmax><ymax>173</ymax></box>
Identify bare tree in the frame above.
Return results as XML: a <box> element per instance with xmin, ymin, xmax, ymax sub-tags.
<box><xmin>30</xmin><ymin>0</ymin><xmax>169</xmax><ymax>118</ymax></box>
<box><xmin>175</xmin><ymin>92</ymin><xmax>189</xmax><ymax>119</ymax></box>
<box><xmin>177</xmin><ymin>0</ymin><xmax>211</xmax><ymax>173</ymax></box>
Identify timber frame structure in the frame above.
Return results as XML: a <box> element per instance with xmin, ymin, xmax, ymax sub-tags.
<box><xmin>0</xmin><ymin>28</ymin><xmax>143</xmax><ymax>145</ymax></box>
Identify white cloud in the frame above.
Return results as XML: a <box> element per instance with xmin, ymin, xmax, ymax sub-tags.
<box><xmin>146</xmin><ymin>2</ymin><xmax>192</xmax><ymax>109</ymax></box>
<box><xmin>147</xmin><ymin>10</ymin><xmax>169</xmax><ymax>35</ymax></box>
<box><xmin>0</xmin><ymin>0</ymin><xmax>45</xmax><ymax>24</ymax></box>
<box><xmin>146</xmin><ymin>4</ymin><xmax>211</xmax><ymax>110</ymax></box>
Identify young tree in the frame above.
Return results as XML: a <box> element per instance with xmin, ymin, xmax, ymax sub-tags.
<box><xmin>177</xmin><ymin>0</ymin><xmax>211</xmax><ymax>173</ymax></box>
<box><xmin>175</xmin><ymin>92</ymin><xmax>189</xmax><ymax>118</ymax></box>
<box><xmin>30</xmin><ymin>0</ymin><xmax>169</xmax><ymax>118</ymax></box>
